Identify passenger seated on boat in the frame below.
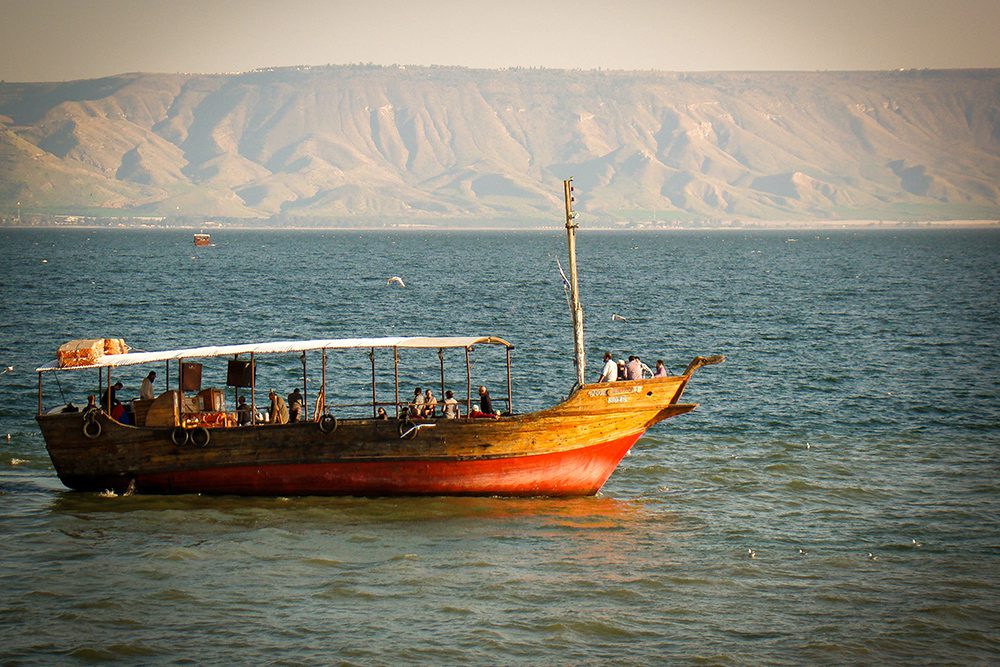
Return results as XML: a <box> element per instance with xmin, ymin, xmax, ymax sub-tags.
<box><xmin>443</xmin><ymin>390</ymin><xmax>460</xmax><ymax>419</ymax></box>
<box><xmin>478</xmin><ymin>385</ymin><xmax>495</xmax><ymax>415</ymax></box>
<box><xmin>83</xmin><ymin>395</ymin><xmax>98</xmax><ymax>415</ymax></box>
<box><xmin>268</xmin><ymin>389</ymin><xmax>289</xmax><ymax>424</ymax></box>
<box><xmin>287</xmin><ymin>388</ymin><xmax>303</xmax><ymax>423</ymax></box>
<box><xmin>59</xmin><ymin>402</ymin><xmax>79</xmax><ymax>413</ymax></box>
<box><xmin>409</xmin><ymin>387</ymin><xmax>424</xmax><ymax>418</ymax></box>
<box><xmin>422</xmin><ymin>389</ymin><xmax>438</xmax><ymax>418</ymax></box>
<box><xmin>236</xmin><ymin>396</ymin><xmax>252</xmax><ymax>426</ymax></box>
<box><xmin>376</xmin><ymin>407</ymin><xmax>388</xmax><ymax>420</ymax></box>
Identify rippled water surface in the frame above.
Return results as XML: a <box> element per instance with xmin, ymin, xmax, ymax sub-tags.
<box><xmin>1</xmin><ymin>227</ymin><xmax>999</xmax><ymax>664</ymax></box>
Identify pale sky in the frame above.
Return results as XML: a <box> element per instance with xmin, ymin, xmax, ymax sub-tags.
<box><xmin>1</xmin><ymin>0</ymin><xmax>999</xmax><ymax>82</ymax></box>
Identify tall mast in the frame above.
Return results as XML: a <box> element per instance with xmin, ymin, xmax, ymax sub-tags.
<box><xmin>563</xmin><ymin>178</ymin><xmax>586</xmax><ymax>387</ymax></box>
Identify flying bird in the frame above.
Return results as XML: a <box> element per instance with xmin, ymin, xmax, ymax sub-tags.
<box><xmin>867</xmin><ymin>552</ymin><xmax>879</xmax><ymax>561</ymax></box>
<box><xmin>386</xmin><ymin>276</ymin><xmax>406</xmax><ymax>287</ymax></box>
<box><xmin>747</xmin><ymin>548</ymin><xmax>758</xmax><ymax>559</ymax></box>
<box><xmin>611</xmin><ymin>313</ymin><xmax>627</xmax><ymax>322</ymax></box>
<box><xmin>0</xmin><ymin>366</ymin><xmax>12</xmax><ymax>375</ymax></box>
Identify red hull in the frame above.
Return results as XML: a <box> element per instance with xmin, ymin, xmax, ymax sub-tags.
<box><xmin>133</xmin><ymin>432</ymin><xmax>642</xmax><ymax>497</ymax></box>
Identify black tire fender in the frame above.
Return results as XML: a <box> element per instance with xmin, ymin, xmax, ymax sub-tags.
<box><xmin>190</xmin><ymin>426</ymin><xmax>211</xmax><ymax>448</ymax></box>
<box><xmin>398</xmin><ymin>419</ymin><xmax>417</xmax><ymax>439</ymax></box>
<box><xmin>319</xmin><ymin>414</ymin><xmax>338</xmax><ymax>434</ymax></box>
<box><xmin>171</xmin><ymin>426</ymin><xmax>189</xmax><ymax>447</ymax></box>
<box><xmin>82</xmin><ymin>416</ymin><xmax>102</xmax><ymax>439</ymax></box>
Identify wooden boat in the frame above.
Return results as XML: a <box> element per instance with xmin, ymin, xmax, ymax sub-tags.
<box><xmin>193</xmin><ymin>233</ymin><xmax>212</xmax><ymax>246</ymax></box>
<box><xmin>34</xmin><ymin>180</ymin><xmax>723</xmax><ymax>497</ymax></box>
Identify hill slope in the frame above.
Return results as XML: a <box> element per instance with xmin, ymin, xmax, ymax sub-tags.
<box><xmin>2</xmin><ymin>66</ymin><xmax>999</xmax><ymax>223</ymax></box>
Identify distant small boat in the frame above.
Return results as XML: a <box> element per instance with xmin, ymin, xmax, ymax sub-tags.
<box><xmin>193</xmin><ymin>233</ymin><xmax>212</xmax><ymax>247</ymax></box>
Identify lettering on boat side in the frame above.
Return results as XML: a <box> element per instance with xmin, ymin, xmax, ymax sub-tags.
<box><xmin>588</xmin><ymin>386</ymin><xmax>643</xmax><ymax>398</ymax></box>
<box><xmin>607</xmin><ymin>395</ymin><xmax>630</xmax><ymax>404</ymax></box>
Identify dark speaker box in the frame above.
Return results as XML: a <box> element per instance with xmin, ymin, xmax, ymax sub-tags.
<box><xmin>180</xmin><ymin>362</ymin><xmax>202</xmax><ymax>392</ymax></box>
<box><xmin>226</xmin><ymin>360</ymin><xmax>254</xmax><ymax>388</ymax></box>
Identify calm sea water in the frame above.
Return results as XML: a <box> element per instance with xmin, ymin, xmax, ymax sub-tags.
<box><xmin>1</xmin><ymin>227</ymin><xmax>998</xmax><ymax>664</ymax></box>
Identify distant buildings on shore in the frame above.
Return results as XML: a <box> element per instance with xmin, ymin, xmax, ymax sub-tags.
<box><xmin>1</xmin><ymin>213</ymin><xmax>997</xmax><ymax>231</ymax></box>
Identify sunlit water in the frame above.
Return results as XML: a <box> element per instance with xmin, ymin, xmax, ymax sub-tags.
<box><xmin>1</xmin><ymin>228</ymin><xmax>998</xmax><ymax>664</ymax></box>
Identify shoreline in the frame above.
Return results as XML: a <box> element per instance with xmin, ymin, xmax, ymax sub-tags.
<box><xmin>2</xmin><ymin>219</ymin><xmax>999</xmax><ymax>232</ymax></box>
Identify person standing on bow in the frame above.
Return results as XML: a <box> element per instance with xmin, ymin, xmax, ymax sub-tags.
<box><xmin>626</xmin><ymin>356</ymin><xmax>643</xmax><ymax>380</ymax></box>
<box><xmin>599</xmin><ymin>352</ymin><xmax>617</xmax><ymax>383</ymax></box>
<box><xmin>478</xmin><ymin>385</ymin><xmax>495</xmax><ymax>415</ymax></box>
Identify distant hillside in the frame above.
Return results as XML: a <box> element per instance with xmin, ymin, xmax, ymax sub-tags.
<box><xmin>1</xmin><ymin>66</ymin><xmax>999</xmax><ymax>224</ymax></box>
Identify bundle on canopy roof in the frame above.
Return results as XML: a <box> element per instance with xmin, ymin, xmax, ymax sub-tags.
<box><xmin>36</xmin><ymin>336</ymin><xmax>514</xmax><ymax>373</ymax></box>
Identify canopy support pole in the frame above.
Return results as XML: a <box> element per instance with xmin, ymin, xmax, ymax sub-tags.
<box><xmin>249</xmin><ymin>353</ymin><xmax>256</xmax><ymax>425</ymax></box>
<box><xmin>465</xmin><ymin>347</ymin><xmax>472</xmax><ymax>416</ymax></box>
<box><xmin>369</xmin><ymin>348</ymin><xmax>377</xmax><ymax>418</ymax></box>
<box><xmin>321</xmin><ymin>349</ymin><xmax>328</xmax><ymax>416</ymax></box>
<box><xmin>393</xmin><ymin>347</ymin><xmax>400</xmax><ymax>416</ymax></box>
<box><xmin>438</xmin><ymin>349</ymin><xmax>446</xmax><ymax>400</ymax></box>
<box><xmin>300</xmin><ymin>352</ymin><xmax>308</xmax><ymax>421</ymax></box>
<box><xmin>506</xmin><ymin>346</ymin><xmax>513</xmax><ymax>415</ymax></box>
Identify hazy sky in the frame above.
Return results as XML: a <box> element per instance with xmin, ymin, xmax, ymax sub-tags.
<box><xmin>2</xmin><ymin>0</ymin><xmax>999</xmax><ymax>82</ymax></box>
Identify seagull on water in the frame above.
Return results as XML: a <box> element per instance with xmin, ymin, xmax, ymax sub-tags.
<box><xmin>747</xmin><ymin>548</ymin><xmax>758</xmax><ymax>559</ymax></box>
<box><xmin>867</xmin><ymin>552</ymin><xmax>879</xmax><ymax>561</ymax></box>
<box><xmin>911</xmin><ymin>538</ymin><xmax>923</xmax><ymax>548</ymax></box>
<box><xmin>611</xmin><ymin>313</ymin><xmax>627</xmax><ymax>322</ymax></box>
<box><xmin>387</xmin><ymin>276</ymin><xmax>406</xmax><ymax>287</ymax></box>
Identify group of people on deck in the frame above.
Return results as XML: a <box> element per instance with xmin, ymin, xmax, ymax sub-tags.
<box><xmin>244</xmin><ymin>388</ymin><xmax>303</xmax><ymax>425</ymax></box>
<box><xmin>76</xmin><ymin>370</ymin><xmax>158</xmax><ymax>424</ymax></box>
<box><xmin>402</xmin><ymin>385</ymin><xmax>497</xmax><ymax>420</ymax></box>
<box><xmin>598</xmin><ymin>352</ymin><xmax>670</xmax><ymax>383</ymax></box>
<box><xmin>229</xmin><ymin>388</ymin><xmax>306</xmax><ymax>426</ymax></box>
<box><xmin>88</xmin><ymin>367</ymin><xmax>503</xmax><ymax>426</ymax></box>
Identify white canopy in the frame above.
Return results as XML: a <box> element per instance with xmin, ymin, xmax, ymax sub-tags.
<box><xmin>36</xmin><ymin>336</ymin><xmax>513</xmax><ymax>373</ymax></box>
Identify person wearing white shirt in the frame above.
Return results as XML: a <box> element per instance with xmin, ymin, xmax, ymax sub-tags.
<box><xmin>599</xmin><ymin>352</ymin><xmax>617</xmax><ymax>382</ymax></box>
<box><xmin>139</xmin><ymin>371</ymin><xmax>156</xmax><ymax>400</ymax></box>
